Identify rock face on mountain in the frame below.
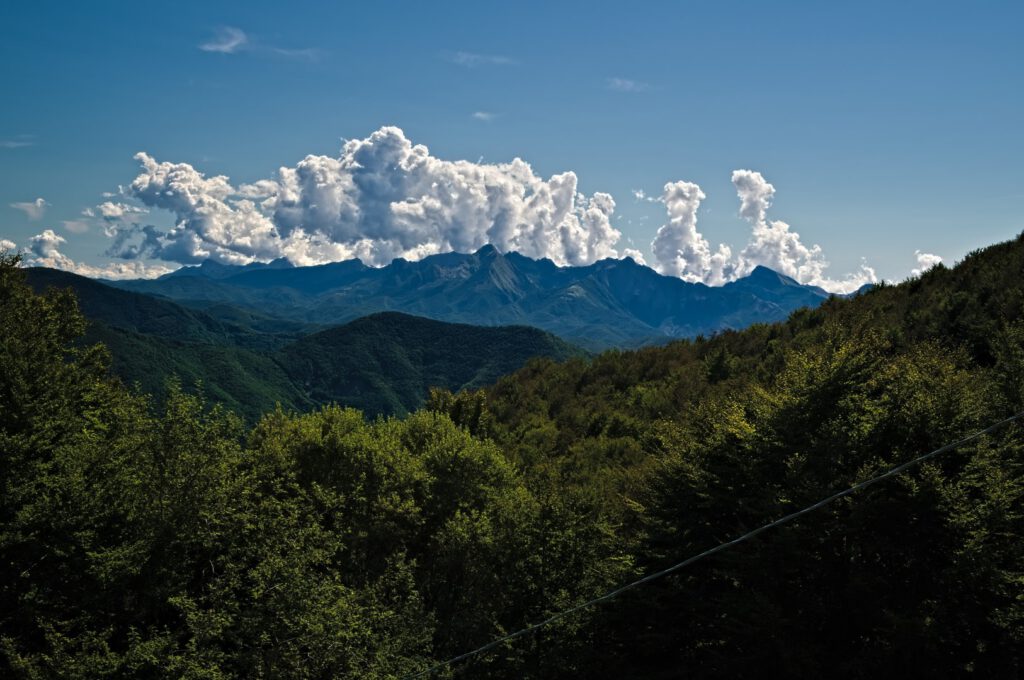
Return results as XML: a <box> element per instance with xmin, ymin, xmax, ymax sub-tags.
<box><xmin>113</xmin><ymin>246</ymin><xmax>834</xmax><ymax>349</ymax></box>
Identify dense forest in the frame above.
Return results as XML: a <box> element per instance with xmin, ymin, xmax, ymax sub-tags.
<box><xmin>2</xmin><ymin>233</ymin><xmax>1023</xmax><ymax>678</ymax></box>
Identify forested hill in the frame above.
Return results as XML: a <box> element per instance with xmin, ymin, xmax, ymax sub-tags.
<box><xmin>428</xmin><ymin>232</ymin><xmax>1024</xmax><ymax>677</ymax></box>
<box><xmin>24</xmin><ymin>268</ymin><xmax>582</xmax><ymax>419</ymax></box>
<box><xmin>275</xmin><ymin>312</ymin><xmax>583</xmax><ymax>417</ymax></box>
<box><xmin>2</xmin><ymin>233</ymin><xmax>1023</xmax><ymax>678</ymax></box>
<box><xmin>471</xmin><ymin>232</ymin><xmax>1024</xmax><ymax>465</ymax></box>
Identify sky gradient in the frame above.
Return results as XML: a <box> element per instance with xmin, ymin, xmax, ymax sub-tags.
<box><xmin>1</xmin><ymin>0</ymin><xmax>1021</xmax><ymax>289</ymax></box>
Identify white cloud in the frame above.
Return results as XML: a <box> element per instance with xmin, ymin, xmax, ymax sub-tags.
<box><xmin>99</xmin><ymin>129</ymin><xmax>872</xmax><ymax>292</ymax></box>
<box><xmin>95</xmin><ymin>201</ymin><xmax>149</xmax><ymax>221</ymax></box>
<box><xmin>63</xmin><ymin>220</ymin><xmax>90</xmax><ymax>234</ymax></box>
<box><xmin>632</xmin><ymin>188</ymin><xmax>661</xmax><ymax>203</ymax></box>
<box><xmin>645</xmin><ymin>170</ymin><xmax>875</xmax><ymax>293</ymax></box>
<box><xmin>25</xmin><ymin>229</ymin><xmax>176</xmax><ymax>279</ymax></box>
<box><xmin>199</xmin><ymin>26</ymin><xmax>248</xmax><ymax>53</ymax></box>
<box><xmin>112</xmin><ymin>126</ymin><xmax>625</xmax><ymax>268</ymax></box>
<box><xmin>28</xmin><ymin>229</ymin><xmax>65</xmax><ymax>260</ymax></box>
<box><xmin>0</xmin><ymin>239</ymin><xmax>16</xmax><ymax>250</ymax></box>
<box><xmin>198</xmin><ymin>27</ymin><xmax>321</xmax><ymax>61</ymax></box>
<box><xmin>622</xmin><ymin>248</ymin><xmax>647</xmax><ymax>265</ymax></box>
<box><xmin>607</xmin><ymin>77</ymin><xmax>649</xmax><ymax>93</ymax></box>
<box><xmin>731</xmin><ymin>170</ymin><xmax>876</xmax><ymax>293</ymax></box>
<box><xmin>448</xmin><ymin>51</ymin><xmax>515</xmax><ymax>67</ymax></box>
<box><xmin>472</xmin><ymin>111</ymin><xmax>496</xmax><ymax>121</ymax></box>
<box><xmin>911</xmin><ymin>250</ymin><xmax>942</xmax><ymax>276</ymax></box>
<box><xmin>651</xmin><ymin>182</ymin><xmax>733</xmax><ymax>284</ymax></box>
<box><xmin>10</xmin><ymin>197</ymin><xmax>48</xmax><ymax>220</ymax></box>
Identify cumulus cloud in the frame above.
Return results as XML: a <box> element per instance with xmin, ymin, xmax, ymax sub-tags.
<box><xmin>650</xmin><ymin>181</ymin><xmax>733</xmax><ymax>284</ymax></box>
<box><xmin>199</xmin><ymin>26</ymin><xmax>248</xmax><ymax>53</ymax></box>
<box><xmin>28</xmin><ymin>229</ymin><xmax>65</xmax><ymax>260</ymax></box>
<box><xmin>95</xmin><ymin>201</ymin><xmax>149</xmax><ymax>222</ymax></box>
<box><xmin>622</xmin><ymin>247</ymin><xmax>647</xmax><ymax>265</ymax></box>
<box><xmin>732</xmin><ymin>169</ymin><xmax>828</xmax><ymax>279</ymax></box>
<box><xmin>911</xmin><ymin>250</ymin><xmax>942</xmax><ymax>276</ymax></box>
<box><xmin>10</xmin><ymin>197</ymin><xmax>48</xmax><ymax>220</ymax></box>
<box><xmin>648</xmin><ymin>170</ymin><xmax>875</xmax><ymax>293</ymax></box>
<box><xmin>97</xmin><ymin>128</ymin><xmax>871</xmax><ymax>292</ymax></box>
<box><xmin>0</xmin><ymin>239</ymin><xmax>16</xmax><ymax>250</ymax></box>
<box><xmin>731</xmin><ymin>170</ymin><xmax>876</xmax><ymax>293</ymax></box>
<box><xmin>111</xmin><ymin>126</ymin><xmax>625</xmax><ymax>268</ymax></box>
<box><xmin>607</xmin><ymin>77</ymin><xmax>650</xmax><ymax>93</ymax></box>
<box><xmin>25</xmin><ymin>229</ymin><xmax>176</xmax><ymax>279</ymax></box>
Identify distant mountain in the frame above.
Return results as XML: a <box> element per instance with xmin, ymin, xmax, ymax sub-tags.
<box><xmin>114</xmin><ymin>246</ymin><xmax>836</xmax><ymax>349</ymax></box>
<box><xmin>25</xmin><ymin>268</ymin><xmax>581</xmax><ymax>419</ymax></box>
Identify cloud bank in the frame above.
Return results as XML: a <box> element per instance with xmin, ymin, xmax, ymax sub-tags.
<box><xmin>111</xmin><ymin>126</ymin><xmax>622</xmax><ymax>268</ymax></box>
<box><xmin>87</xmin><ymin>126</ymin><xmax>877</xmax><ymax>292</ymax></box>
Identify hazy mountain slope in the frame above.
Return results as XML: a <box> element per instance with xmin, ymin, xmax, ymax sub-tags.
<box><xmin>25</xmin><ymin>267</ymin><xmax>309</xmax><ymax>350</ymax></box>
<box><xmin>113</xmin><ymin>246</ymin><xmax>833</xmax><ymax>348</ymax></box>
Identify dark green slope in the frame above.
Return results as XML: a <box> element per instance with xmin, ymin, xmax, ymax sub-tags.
<box><xmin>474</xmin><ymin>234</ymin><xmax>1024</xmax><ymax>479</ymax></box>
<box><xmin>5</xmin><ymin>236</ymin><xmax>1024</xmax><ymax>679</ymax></box>
<box><xmin>88</xmin><ymin>323</ymin><xmax>312</xmax><ymax>423</ymax></box>
<box><xmin>425</xmin><ymin>233</ymin><xmax>1024</xmax><ymax>678</ymax></box>
<box><xmin>25</xmin><ymin>267</ymin><xmax>309</xmax><ymax>350</ymax></box>
<box><xmin>275</xmin><ymin>312</ymin><xmax>584</xmax><ymax>416</ymax></box>
<box><xmin>24</xmin><ymin>266</ymin><xmax>586</xmax><ymax>419</ymax></box>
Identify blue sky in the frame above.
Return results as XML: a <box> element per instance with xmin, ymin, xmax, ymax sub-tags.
<box><xmin>1</xmin><ymin>0</ymin><xmax>1021</xmax><ymax>288</ymax></box>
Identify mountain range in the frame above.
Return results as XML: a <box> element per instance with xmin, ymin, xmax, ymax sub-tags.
<box><xmin>25</xmin><ymin>268</ymin><xmax>580</xmax><ymax>420</ymax></box>
<box><xmin>112</xmin><ymin>245</ymin><xmax>852</xmax><ymax>350</ymax></box>
<box><xmin>24</xmin><ymin>247</ymin><xmax>853</xmax><ymax>418</ymax></box>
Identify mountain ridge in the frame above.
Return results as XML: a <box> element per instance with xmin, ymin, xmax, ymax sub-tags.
<box><xmin>25</xmin><ymin>267</ymin><xmax>582</xmax><ymax>419</ymax></box>
<box><xmin>112</xmin><ymin>246</ymin><xmax>837</xmax><ymax>349</ymax></box>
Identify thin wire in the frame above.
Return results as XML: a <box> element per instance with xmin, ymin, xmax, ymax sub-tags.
<box><xmin>402</xmin><ymin>409</ymin><xmax>1024</xmax><ymax>680</ymax></box>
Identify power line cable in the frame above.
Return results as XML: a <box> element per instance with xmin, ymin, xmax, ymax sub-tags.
<box><xmin>401</xmin><ymin>409</ymin><xmax>1024</xmax><ymax>679</ymax></box>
